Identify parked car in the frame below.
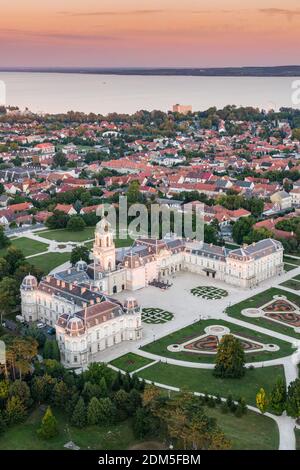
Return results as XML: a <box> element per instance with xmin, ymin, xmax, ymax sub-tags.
<box><xmin>37</xmin><ymin>322</ymin><xmax>45</xmax><ymax>329</ymax></box>
<box><xmin>47</xmin><ymin>327</ymin><xmax>56</xmax><ymax>335</ymax></box>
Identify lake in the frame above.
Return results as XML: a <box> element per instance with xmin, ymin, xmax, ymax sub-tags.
<box><xmin>0</xmin><ymin>72</ymin><xmax>299</xmax><ymax>115</ymax></box>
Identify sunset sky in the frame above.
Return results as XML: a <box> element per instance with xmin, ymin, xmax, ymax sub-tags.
<box><xmin>1</xmin><ymin>0</ymin><xmax>300</xmax><ymax>67</ymax></box>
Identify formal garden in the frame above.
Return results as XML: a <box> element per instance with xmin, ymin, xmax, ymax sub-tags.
<box><xmin>141</xmin><ymin>308</ymin><xmax>174</xmax><ymax>324</ymax></box>
<box><xmin>190</xmin><ymin>286</ymin><xmax>228</xmax><ymax>299</ymax></box>
<box><xmin>280</xmin><ymin>277</ymin><xmax>300</xmax><ymax>291</ymax></box>
<box><xmin>110</xmin><ymin>353</ymin><xmax>154</xmax><ymax>373</ymax></box>
<box><xmin>226</xmin><ymin>287</ymin><xmax>300</xmax><ymax>339</ymax></box>
<box><xmin>141</xmin><ymin>318</ymin><xmax>293</xmax><ymax>363</ymax></box>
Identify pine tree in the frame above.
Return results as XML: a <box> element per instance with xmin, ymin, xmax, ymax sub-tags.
<box><xmin>98</xmin><ymin>377</ymin><xmax>108</xmax><ymax>398</ymax></box>
<box><xmin>270</xmin><ymin>377</ymin><xmax>286</xmax><ymax>415</ymax></box>
<box><xmin>214</xmin><ymin>334</ymin><xmax>245</xmax><ymax>378</ymax></box>
<box><xmin>286</xmin><ymin>378</ymin><xmax>300</xmax><ymax>419</ymax></box>
<box><xmin>87</xmin><ymin>397</ymin><xmax>102</xmax><ymax>425</ymax></box>
<box><xmin>37</xmin><ymin>406</ymin><xmax>58</xmax><ymax>439</ymax></box>
<box><xmin>71</xmin><ymin>397</ymin><xmax>86</xmax><ymax>428</ymax></box>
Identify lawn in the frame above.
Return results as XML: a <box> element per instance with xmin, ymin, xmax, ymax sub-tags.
<box><xmin>40</xmin><ymin>227</ymin><xmax>96</xmax><ymax>243</ymax></box>
<box><xmin>284</xmin><ymin>263</ymin><xmax>298</xmax><ymax>272</ymax></box>
<box><xmin>110</xmin><ymin>353</ymin><xmax>154</xmax><ymax>373</ymax></box>
<box><xmin>205</xmin><ymin>406</ymin><xmax>279</xmax><ymax>450</ymax></box>
<box><xmin>226</xmin><ymin>287</ymin><xmax>300</xmax><ymax>339</ymax></box>
<box><xmin>283</xmin><ymin>256</ymin><xmax>300</xmax><ymax>266</ymax></box>
<box><xmin>0</xmin><ymin>237</ymin><xmax>49</xmax><ymax>258</ymax></box>
<box><xmin>280</xmin><ymin>279</ymin><xmax>300</xmax><ymax>291</ymax></box>
<box><xmin>0</xmin><ymin>408</ymin><xmax>140</xmax><ymax>450</ymax></box>
<box><xmin>141</xmin><ymin>318</ymin><xmax>294</xmax><ymax>363</ymax></box>
<box><xmin>28</xmin><ymin>252</ymin><xmax>70</xmax><ymax>273</ymax></box>
<box><xmin>137</xmin><ymin>363</ymin><xmax>285</xmax><ymax>406</ymax></box>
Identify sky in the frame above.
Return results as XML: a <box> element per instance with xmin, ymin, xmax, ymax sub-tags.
<box><xmin>0</xmin><ymin>0</ymin><xmax>300</xmax><ymax>67</ymax></box>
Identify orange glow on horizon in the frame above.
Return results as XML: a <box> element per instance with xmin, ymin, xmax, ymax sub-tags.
<box><xmin>0</xmin><ymin>1</ymin><xmax>300</xmax><ymax>66</ymax></box>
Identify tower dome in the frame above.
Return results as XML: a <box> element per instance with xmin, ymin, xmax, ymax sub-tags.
<box><xmin>75</xmin><ymin>259</ymin><xmax>88</xmax><ymax>272</ymax></box>
<box><xmin>21</xmin><ymin>274</ymin><xmax>38</xmax><ymax>290</ymax></box>
<box><xmin>65</xmin><ymin>316</ymin><xmax>85</xmax><ymax>336</ymax></box>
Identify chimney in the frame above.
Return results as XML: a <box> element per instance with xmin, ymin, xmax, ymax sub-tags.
<box><xmin>96</xmin><ymin>297</ymin><xmax>101</xmax><ymax>303</ymax></box>
<box><xmin>56</xmin><ymin>279</ymin><xmax>60</xmax><ymax>286</ymax></box>
<box><xmin>69</xmin><ymin>283</ymin><xmax>73</xmax><ymax>290</ymax></box>
<box><xmin>90</xmin><ymin>299</ymin><xmax>94</xmax><ymax>305</ymax></box>
<box><xmin>61</xmin><ymin>281</ymin><xmax>65</xmax><ymax>288</ymax></box>
<box><xmin>81</xmin><ymin>287</ymin><xmax>87</xmax><ymax>294</ymax></box>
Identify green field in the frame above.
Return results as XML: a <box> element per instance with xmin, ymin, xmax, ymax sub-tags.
<box><xmin>0</xmin><ymin>237</ymin><xmax>49</xmax><ymax>258</ymax></box>
<box><xmin>226</xmin><ymin>288</ymin><xmax>300</xmax><ymax>339</ymax></box>
<box><xmin>280</xmin><ymin>279</ymin><xmax>300</xmax><ymax>291</ymax></box>
<box><xmin>283</xmin><ymin>256</ymin><xmax>300</xmax><ymax>266</ymax></box>
<box><xmin>28</xmin><ymin>252</ymin><xmax>70</xmax><ymax>273</ymax></box>
<box><xmin>110</xmin><ymin>353</ymin><xmax>154</xmax><ymax>373</ymax></box>
<box><xmin>0</xmin><ymin>408</ymin><xmax>139</xmax><ymax>450</ymax></box>
<box><xmin>205</xmin><ymin>406</ymin><xmax>279</xmax><ymax>450</ymax></box>
<box><xmin>39</xmin><ymin>227</ymin><xmax>96</xmax><ymax>243</ymax></box>
<box><xmin>0</xmin><ymin>402</ymin><xmax>279</xmax><ymax>450</ymax></box>
<box><xmin>141</xmin><ymin>318</ymin><xmax>294</xmax><ymax>363</ymax></box>
<box><xmin>284</xmin><ymin>263</ymin><xmax>298</xmax><ymax>272</ymax></box>
<box><xmin>138</xmin><ymin>363</ymin><xmax>285</xmax><ymax>406</ymax></box>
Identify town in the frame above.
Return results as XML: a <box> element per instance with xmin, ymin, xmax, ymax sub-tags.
<box><xmin>0</xmin><ymin>104</ymin><xmax>300</xmax><ymax>451</ymax></box>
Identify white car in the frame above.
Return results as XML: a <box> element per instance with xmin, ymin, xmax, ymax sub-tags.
<box><xmin>37</xmin><ymin>322</ymin><xmax>45</xmax><ymax>329</ymax></box>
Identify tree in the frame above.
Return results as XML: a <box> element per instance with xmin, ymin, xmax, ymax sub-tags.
<box><xmin>4</xmin><ymin>246</ymin><xmax>25</xmax><ymax>274</ymax></box>
<box><xmin>43</xmin><ymin>340</ymin><xmax>60</xmax><ymax>361</ymax></box>
<box><xmin>67</xmin><ymin>216</ymin><xmax>86</xmax><ymax>232</ymax></box>
<box><xmin>53</xmin><ymin>151</ymin><xmax>67</xmax><ymax>168</ymax></box>
<box><xmin>5</xmin><ymin>396</ymin><xmax>27</xmax><ymax>424</ymax></box>
<box><xmin>133</xmin><ymin>407</ymin><xmax>158</xmax><ymax>439</ymax></box>
<box><xmin>0</xmin><ymin>257</ymin><xmax>9</xmax><ymax>278</ymax></box>
<box><xmin>37</xmin><ymin>406</ymin><xmax>58</xmax><ymax>439</ymax></box>
<box><xmin>52</xmin><ymin>381</ymin><xmax>69</xmax><ymax>409</ymax></box>
<box><xmin>99</xmin><ymin>376</ymin><xmax>108</xmax><ymax>398</ymax></box>
<box><xmin>214</xmin><ymin>334</ymin><xmax>245</xmax><ymax>379</ymax></box>
<box><xmin>31</xmin><ymin>374</ymin><xmax>57</xmax><ymax>404</ymax></box>
<box><xmin>0</xmin><ymin>277</ymin><xmax>20</xmax><ymax>324</ymax></box>
<box><xmin>286</xmin><ymin>378</ymin><xmax>300</xmax><ymax>419</ymax></box>
<box><xmin>269</xmin><ymin>377</ymin><xmax>286</xmax><ymax>415</ymax></box>
<box><xmin>232</xmin><ymin>217</ymin><xmax>254</xmax><ymax>244</ymax></box>
<box><xmin>204</xmin><ymin>224</ymin><xmax>218</xmax><ymax>244</ymax></box>
<box><xmin>6</xmin><ymin>337</ymin><xmax>38</xmax><ymax>380</ymax></box>
<box><xmin>9</xmin><ymin>381</ymin><xmax>31</xmax><ymax>408</ymax></box>
<box><xmin>0</xmin><ymin>226</ymin><xmax>10</xmax><ymax>249</ymax></box>
<box><xmin>46</xmin><ymin>211</ymin><xmax>69</xmax><ymax>229</ymax></box>
<box><xmin>256</xmin><ymin>388</ymin><xmax>268</xmax><ymax>414</ymax></box>
<box><xmin>71</xmin><ymin>397</ymin><xmax>86</xmax><ymax>428</ymax></box>
<box><xmin>127</xmin><ymin>180</ymin><xmax>141</xmax><ymax>204</ymax></box>
<box><xmin>87</xmin><ymin>397</ymin><xmax>102</xmax><ymax>425</ymax></box>
<box><xmin>70</xmin><ymin>245</ymin><xmax>90</xmax><ymax>266</ymax></box>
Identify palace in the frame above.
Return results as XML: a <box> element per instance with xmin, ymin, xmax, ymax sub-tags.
<box><xmin>20</xmin><ymin>218</ymin><xmax>284</xmax><ymax>367</ymax></box>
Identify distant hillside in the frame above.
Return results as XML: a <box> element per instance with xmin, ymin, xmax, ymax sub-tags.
<box><xmin>1</xmin><ymin>66</ymin><xmax>300</xmax><ymax>77</ymax></box>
